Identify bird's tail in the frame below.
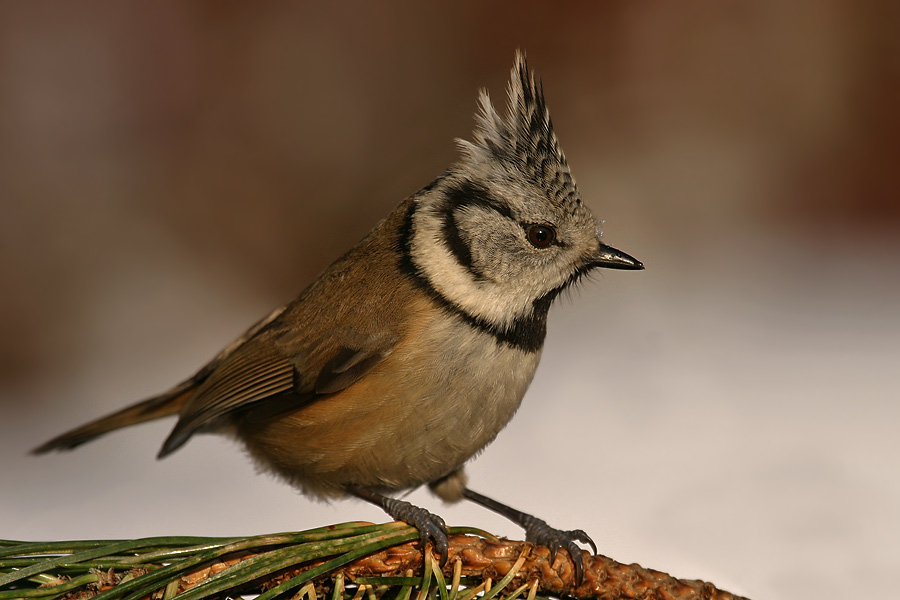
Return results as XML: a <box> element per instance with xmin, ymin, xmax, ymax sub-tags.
<box><xmin>32</xmin><ymin>381</ymin><xmax>194</xmax><ymax>454</ymax></box>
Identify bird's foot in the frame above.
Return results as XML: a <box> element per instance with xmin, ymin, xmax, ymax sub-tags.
<box><xmin>382</xmin><ymin>496</ymin><xmax>449</xmax><ymax>565</ymax></box>
<box><xmin>521</xmin><ymin>514</ymin><xmax>597</xmax><ymax>585</ymax></box>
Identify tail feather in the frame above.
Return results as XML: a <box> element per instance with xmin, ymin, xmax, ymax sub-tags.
<box><xmin>32</xmin><ymin>381</ymin><xmax>194</xmax><ymax>454</ymax></box>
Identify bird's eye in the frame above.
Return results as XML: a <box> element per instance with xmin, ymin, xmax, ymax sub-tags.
<box><xmin>526</xmin><ymin>224</ymin><xmax>556</xmax><ymax>248</ymax></box>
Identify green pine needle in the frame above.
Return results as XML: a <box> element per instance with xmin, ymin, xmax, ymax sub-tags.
<box><xmin>0</xmin><ymin>524</ymin><xmax>512</xmax><ymax>600</ymax></box>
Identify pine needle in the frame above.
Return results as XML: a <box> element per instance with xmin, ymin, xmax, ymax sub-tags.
<box><xmin>0</xmin><ymin>523</ymin><xmax>748</xmax><ymax>600</ymax></box>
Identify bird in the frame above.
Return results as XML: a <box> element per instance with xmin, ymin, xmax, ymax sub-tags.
<box><xmin>34</xmin><ymin>52</ymin><xmax>643</xmax><ymax>583</ymax></box>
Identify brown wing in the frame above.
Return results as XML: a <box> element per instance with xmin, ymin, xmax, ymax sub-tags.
<box><xmin>158</xmin><ymin>316</ymin><xmax>402</xmax><ymax>458</ymax></box>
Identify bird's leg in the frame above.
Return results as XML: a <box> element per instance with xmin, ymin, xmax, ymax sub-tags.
<box><xmin>462</xmin><ymin>487</ymin><xmax>596</xmax><ymax>584</ymax></box>
<box><xmin>347</xmin><ymin>485</ymin><xmax>449</xmax><ymax>564</ymax></box>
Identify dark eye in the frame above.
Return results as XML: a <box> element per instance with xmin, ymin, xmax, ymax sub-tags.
<box><xmin>526</xmin><ymin>224</ymin><xmax>556</xmax><ymax>248</ymax></box>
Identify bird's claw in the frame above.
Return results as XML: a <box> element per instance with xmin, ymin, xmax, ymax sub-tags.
<box><xmin>523</xmin><ymin>517</ymin><xmax>595</xmax><ymax>585</ymax></box>
<box><xmin>563</xmin><ymin>528</ymin><xmax>598</xmax><ymax>556</ymax></box>
<box><xmin>382</xmin><ymin>497</ymin><xmax>449</xmax><ymax>566</ymax></box>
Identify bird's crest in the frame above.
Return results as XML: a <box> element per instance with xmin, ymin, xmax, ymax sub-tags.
<box><xmin>457</xmin><ymin>51</ymin><xmax>580</xmax><ymax>209</ymax></box>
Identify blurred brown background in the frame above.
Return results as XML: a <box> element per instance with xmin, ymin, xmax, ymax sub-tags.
<box><xmin>2</xmin><ymin>2</ymin><xmax>898</xmax><ymax>599</ymax></box>
<box><xmin>2</xmin><ymin>1</ymin><xmax>897</xmax><ymax>388</ymax></box>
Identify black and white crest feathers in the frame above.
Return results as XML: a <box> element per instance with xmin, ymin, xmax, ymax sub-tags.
<box><xmin>457</xmin><ymin>51</ymin><xmax>580</xmax><ymax>211</ymax></box>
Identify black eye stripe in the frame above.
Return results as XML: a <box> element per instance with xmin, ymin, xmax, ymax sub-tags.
<box><xmin>440</xmin><ymin>180</ymin><xmax>515</xmax><ymax>279</ymax></box>
<box><xmin>440</xmin><ymin>180</ymin><xmax>565</xmax><ymax>271</ymax></box>
<box><xmin>441</xmin><ymin>204</ymin><xmax>484</xmax><ymax>280</ymax></box>
<box><xmin>444</xmin><ymin>180</ymin><xmax>515</xmax><ymax>221</ymax></box>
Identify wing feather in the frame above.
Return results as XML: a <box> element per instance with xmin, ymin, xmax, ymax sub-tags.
<box><xmin>158</xmin><ymin>326</ymin><xmax>400</xmax><ymax>457</ymax></box>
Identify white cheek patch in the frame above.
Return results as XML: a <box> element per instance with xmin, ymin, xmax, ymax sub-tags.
<box><xmin>411</xmin><ymin>201</ymin><xmax>536</xmax><ymax>331</ymax></box>
<box><xmin>453</xmin><ymin>205</ymin><xmax>520</xmax><ymax>281</ymax></box>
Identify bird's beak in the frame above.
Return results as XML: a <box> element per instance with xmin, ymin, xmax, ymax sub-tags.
<box><xmin>591</xmin><ymin>242</ymin><xmax>644</xmax><ymax>270</ymax></box>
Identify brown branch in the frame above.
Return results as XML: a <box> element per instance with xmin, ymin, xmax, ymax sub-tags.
<box><xmin>170</xmin><ymin>535</ymin><xmax>747</xmax><ymax>600</ymax></box>
<box><xmin>337</xmin><ymin>535</ymin><xmax>748</xmax><ymax>600</ymax></box>
<box><xmin>52</xmin><ymin>534</ymin><xmax>747</xmax><ymax>600</ymax></box>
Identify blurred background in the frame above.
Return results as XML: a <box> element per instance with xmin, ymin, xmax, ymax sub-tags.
<box><xmin>1</xmin><ymin>2</ymin><xmax>898</xmax><ymax>599</ymax></box>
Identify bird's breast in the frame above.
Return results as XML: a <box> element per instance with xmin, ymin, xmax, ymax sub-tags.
<box><xmin>237</xmin><ymin>300</ymin><xmax>542</xmax><ymax>498</ymax></box>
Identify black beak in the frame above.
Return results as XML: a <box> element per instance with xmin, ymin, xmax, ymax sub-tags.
<box><xmin>591</xmin><ymin>242</ymin><xmax>644</xmax><ymax>270</ymax></box>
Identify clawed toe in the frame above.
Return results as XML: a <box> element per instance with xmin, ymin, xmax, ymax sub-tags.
<box><xmin>348</xmin><ymin>487</ymin><xmax>450</xmax><ymax>566</ymax></box>
<box><xmin>523</xmin><ymin>517</ymin><xmax>595</xmax><ymax>585</ymax></box>
<box><xmin>566</xmin><ymin>528</ymin><xmax>598</xmax><ymax>556</ymax></box>
<box><xmin>383</xmin><ymin>497</ymin><xmax>449</xmax><ymax>565</ymax></box>
<box><xmin>459</xmin><ymin>488</ymin><xmax>596</xmax><ymax>585</ymax></box>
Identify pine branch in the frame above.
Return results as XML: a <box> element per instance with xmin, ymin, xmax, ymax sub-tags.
<box><xmin>0</xmin><ymin>522</ymin><xmax>748</xmax><ymax>600</ymax></box>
